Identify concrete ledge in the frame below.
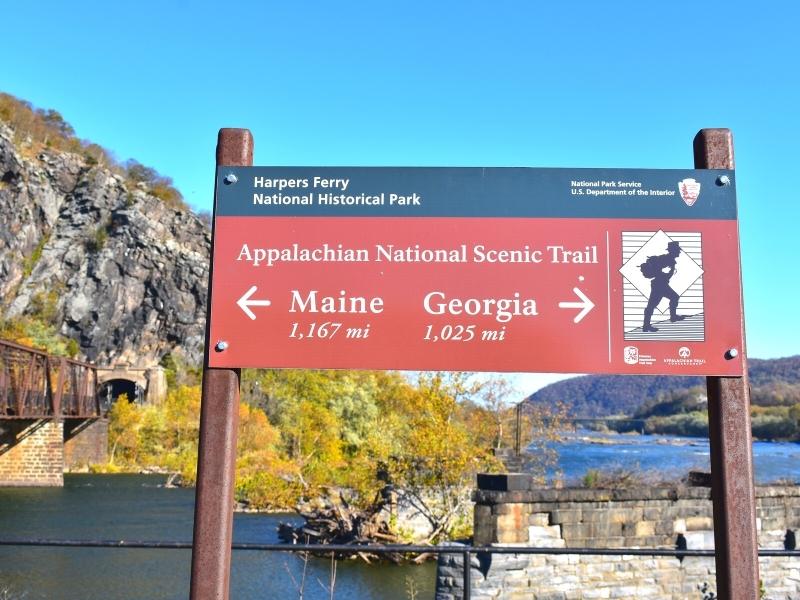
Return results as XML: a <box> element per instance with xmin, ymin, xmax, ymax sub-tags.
<box><xmin>0</xmin><ymin>478</ymin><xmax>63</xmax><ymax>487</ymax></box>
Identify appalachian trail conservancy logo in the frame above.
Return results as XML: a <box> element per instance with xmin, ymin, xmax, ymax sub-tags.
<box><xmin>678</xmin><ymin>178</ymin><xmax>701</xmax><ymax>206</ymax></box>
<box><xmin>619</xmin><ymin>230</ymin><xmax>705</xmax><ymax>342</ymax></box>
<box><xmin>665</xmin><ymin>345</ymin><xmax>706</xmax><ymax>367</ymax></box>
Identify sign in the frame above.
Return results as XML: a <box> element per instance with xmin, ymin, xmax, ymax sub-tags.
<box><xmin>208</xmin><ymin>167</ymin><xmax>744</xmax><ymax>375</ymax></box>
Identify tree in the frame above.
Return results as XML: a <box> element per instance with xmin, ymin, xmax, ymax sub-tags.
<box><xmin>40</xmin><ymin>109</ymin><xmax>74</xmax><ymax>139</ymax></box>
<box><xmin>236</xmin><ymin>402</ymin><xmax>299</xmax><ymax>508</ymax></box>
<box><xmin>107</xmin><ymin>394</ymin><xmax>141</xmax><ymax>465</ymax></box>
<box><xmin>475</xmin><ymin>376</ymin><xmax>517</xmax><ymax>450</ymax></box>
<box><xmin>103</xmin><ymin>369</ymin><xmax>571</xmax><ymax>539</ymax></box>
<box><xmin>364</xmin><ymin>373</ymin><xmax>502</xmax><ymax>541</ymax></box>
<box><xmin>519</xmin><ymin>400</ymin><xmax>572</xmax><ymax>483</ymax></box>
<box><xmin>124</xmin><ymin>160</ymin><xmax>159</xmax><ymax>185</ymax></box>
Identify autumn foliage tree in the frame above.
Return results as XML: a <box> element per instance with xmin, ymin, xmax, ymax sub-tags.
<box><xmin>369</xmin><ymin>372</ymin><xmax>501</xmax><ymax>540</ymax></box>
<box><xmin>105</xmin><ymin>370</ymin><xmax>566</xmax><ymax>541</ymax></box>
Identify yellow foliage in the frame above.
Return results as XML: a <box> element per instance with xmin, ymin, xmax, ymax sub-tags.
<box><xmin>101</xmin><ymin>371</ymin><xmax>563</xmax><ymax>527</ymax></box>
<box><xmin>108</xmin><ymin>394</ymin><xmax>141</xmax><ymax>465</ymax></box>
<box><xmin>103</xmin><ymin>384</ymin><xmax>305</xmax><ymax>509</ymax></box>
<box><xmin>238</xmin><ymin>402</ymin><xmax>279</xmax><ymax>450</ymax></box>
<box><xmin>235</xmin><ymin>402</ymin><xmax>301</xmax><ymax>509</ymax></box>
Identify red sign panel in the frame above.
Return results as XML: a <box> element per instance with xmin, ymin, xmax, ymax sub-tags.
<box><xmin>208</xmin><ymin>168</ymin><xmax>744</xmax><ymax>376</ymax></box>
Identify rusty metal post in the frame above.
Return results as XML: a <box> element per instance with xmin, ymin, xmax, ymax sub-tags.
<box><xmin>0</xmin><ymin>346</ymin><xmax>6</xmax><ymax>413</ymax></box>
<box><xmin>695</xmin><ymin>128</ymin><xmax>760</xmax><ymax>600</ymax></box>
<box><xmin>54</xmin><ymin>358</ymin><xmax>66</xmax><ymax>418</ymax></box>
<box><xmin>77</xmin><ymin>363</ymin><xmax>89</xmax><ymax>416</ymax></box>
<box><xmin>189</xmin><ymin>128</ymin><xmax>253</xmax><ymax>600</ymax></box>
<box><xmin>49</xmin><ymin>357</ymin><xmax>61</xmax><ymax>420</ymax></box>
<box><xmin>91</xmin><ymin>367</ymin><xmax>100</xmax><ymax>416</ymax></box>
<box><xmin>19</xmin><ymin>352</ymin><xmax>35</xmax><ymax>414</ymax></box>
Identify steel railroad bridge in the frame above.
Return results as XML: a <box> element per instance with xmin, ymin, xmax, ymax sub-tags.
<box><xmin>0</xmin><ymin>338</ymin><xmax>166</xmax><ymax>486</ymax></box>
<box><xmin>0</xmin><ymin>338</ymin><xmax>100</xmax><ymax>420</ymax></box>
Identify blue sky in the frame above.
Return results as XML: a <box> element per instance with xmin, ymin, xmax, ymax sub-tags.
<box><xmin>2</xmin><ymin>1</ymin><xmax>797</xmax><ymax>391</ymax></box>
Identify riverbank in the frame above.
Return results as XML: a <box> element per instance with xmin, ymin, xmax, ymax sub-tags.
<box><xmin>69</xmin><ymin>464</ymin><xmax>294</xmax><ymax>514</ymax></box>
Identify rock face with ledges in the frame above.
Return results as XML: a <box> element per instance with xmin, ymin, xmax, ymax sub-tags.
<box><xmin>0</xmin><ymin>124</ymin><xmax>210</xmax><ymax>365</ymax></box>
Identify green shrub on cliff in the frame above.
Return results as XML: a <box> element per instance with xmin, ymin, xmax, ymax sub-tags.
<box><xmin>0</xmin><ymin>315</ymin><xmax>79</xmax><ymax>357</ymax></box>
<box><xmin>22</xmin><ymin>233</ymin><xmax>50</xmax><ymax>277</ymax></box>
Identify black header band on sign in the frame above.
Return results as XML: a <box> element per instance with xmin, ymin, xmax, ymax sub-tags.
<box><xmin>214</xmin><ymin>167</ymin><xmax>737</xmax><ymax>220</ymax></box>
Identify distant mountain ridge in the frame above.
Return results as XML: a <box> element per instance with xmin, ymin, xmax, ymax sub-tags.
<box><xmin>526</xmin><ymin>356</ymin><xmax>800</xmax><ymax>417</ymax></box>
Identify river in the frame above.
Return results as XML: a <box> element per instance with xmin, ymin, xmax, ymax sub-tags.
<box><xmin>1</xmin><ymin>434</ymin><xmax>798</xmax><ymax>599</ymax></box>
<box><xmin>552</xmin><ymin>431</ymin><xmax>800</xmax><ymax>484</ymax></box>
<box><xmin>0</xmin><ymin>474</ymin><xmax>435</xmax><ymax>600</ymax></box>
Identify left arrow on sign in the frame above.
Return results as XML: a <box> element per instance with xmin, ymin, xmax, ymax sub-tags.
<box><xmin>558</xmin><ymin>287</ymin><xmax>595</xmax><ymax>324</ymax></box>
<box><xmin>237</xmin><ymin>285</ymin><xmax>272</xmax><ymax>320</ymax></box>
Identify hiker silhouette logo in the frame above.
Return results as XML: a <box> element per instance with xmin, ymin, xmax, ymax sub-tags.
<box><xmin>618</xmin><ymin>230</ymin><xmax>705</xmax><ymax>342</ymax></box>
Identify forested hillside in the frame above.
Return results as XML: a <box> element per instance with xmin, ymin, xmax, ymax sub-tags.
<box><xmin>527</xmin><ymin>356</ymin><xmax>800</xmax><ymax>417</ymax></box>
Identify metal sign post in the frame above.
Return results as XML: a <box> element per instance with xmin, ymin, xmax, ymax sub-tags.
<box><xmin>696</xmin><ymin>128</ymin><xmax>760</xmax><ymax>600</ymax></box>
<box><xmin>190</xmin><ymin>129</ymin><xmax>252</xmax><ymax>600</ymax></box>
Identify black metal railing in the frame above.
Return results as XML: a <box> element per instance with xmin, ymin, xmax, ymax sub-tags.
<box><xmin>2</xmin><ymin>538</ymin><xmax>798</xmax><ymax>599</ymax></box>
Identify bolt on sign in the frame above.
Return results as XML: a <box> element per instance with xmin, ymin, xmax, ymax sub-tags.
<box><xmin>208</xmin><ymin>168</ymin><xmax>743</xmax><ymax>376</ymax></box>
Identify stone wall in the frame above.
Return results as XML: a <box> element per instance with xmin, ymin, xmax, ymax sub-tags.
<box><xmin>0</xmin><ymin>419</ymin><xmax>64</xmax><ymax>486</ymax></box>
<box><xmin>435</xmin><ymin>475</ymin><xmax>800</xmax><ymax>599</ymax></box>
<box><xmin>64</xmin><ymin>418</ymin><xmax>108</xmax><ymax>469</ymax></box>
<box><xmin>145</xmin><ymin>367</ymin><xmax>167</xmax><ymax>404</ymax></box>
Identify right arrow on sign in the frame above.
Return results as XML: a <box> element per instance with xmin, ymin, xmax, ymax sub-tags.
<box><xmin>237</xmin><ymin>285</ymin><xmax>272</xmax><ymax>320</ymax></box>
<box><xmin>558</xmin><ymin>287</ymin><xmax>595</xmax><ymax>323</ymax></box>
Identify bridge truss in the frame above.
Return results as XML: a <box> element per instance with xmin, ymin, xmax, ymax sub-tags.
<box><xmin>0</xmin><ymin>339</ymin><xmax>100</xmax><ymax>419</ymax></box>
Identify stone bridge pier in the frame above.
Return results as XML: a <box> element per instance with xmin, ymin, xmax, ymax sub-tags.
<box><xmin>0</xmin><ymin>418</ymin><xmax>111</xmax><ymax>486</ymax></box>
<box><xmin>435</xmin><ymin>474</ymin><xmax>800</xmax><ymax>599</ymax></box>
<box><xmin>0</xmin><ymin>420</ymin><xmax>66</xmax><ymax>486</ymax></box>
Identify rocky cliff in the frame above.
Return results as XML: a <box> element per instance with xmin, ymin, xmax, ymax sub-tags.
<box><xmin>0</xmin><ymin>123</ymin><xmax>210</xmax><ymax>366</ymax></box>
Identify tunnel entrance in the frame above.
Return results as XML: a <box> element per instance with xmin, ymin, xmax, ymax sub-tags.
<box><xmin>98</xmin><ymin>378</ymin><xmax>143</xmax><ymax>412</ymax></box>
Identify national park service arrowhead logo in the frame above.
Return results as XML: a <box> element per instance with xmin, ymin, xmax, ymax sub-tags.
<box><xmin>678</xmin><ymin>178</ymin><xmax>701</xmax><ymax>206</ymax></box>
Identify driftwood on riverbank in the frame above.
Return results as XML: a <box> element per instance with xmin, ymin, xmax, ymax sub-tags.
<box><xmin>278</xmin><ymin>490</ymin><xmax>428</xmax><ymax>563</ymax></box>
